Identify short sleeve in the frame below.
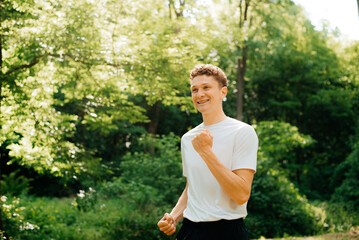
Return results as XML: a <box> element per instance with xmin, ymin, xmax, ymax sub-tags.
<box><xmin>181</xmin><ymin>138</ymin><xmax>188</xmax><ymax>177</ymax></box>
<box><xmin>231</xmin><ymin>125</ymin><xmax>258</xmax><ymax>172</ymax></box>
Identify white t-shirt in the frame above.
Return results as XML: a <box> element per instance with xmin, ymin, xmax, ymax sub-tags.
<box><xmin>181</xmin><ymin>117</ymin><xmax>258</xmax><ymax>222</ymax></box>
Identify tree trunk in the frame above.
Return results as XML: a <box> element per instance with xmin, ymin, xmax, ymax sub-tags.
<box><xmin>169</xmin><ymin>0</ymin><xmax>185</xmax><ymax>19</ymax></box>
<box><xmin>78</xmin><ymin>107</ymin><xmax>87</xmax><ymax>148</ymax></box>
<box><xmin>236</xmin><ymin>45</ymin><xmax>248</xmax><ymax>121</ymax></box>
<box><xmin>146</xmin><ymin>0</ymin><xmax>184</xmax><ymax>136</ymax></box>
<box><xmin>145</xmin><ymin>102</ymin><xmax>161</xmax><ymax>154</ymax></box>
<box><xmin>236</xmin><ymin>0</ymin><xmax>250</xmax><ymax>121</ymax></box>
<box><xmin>147</xmin><ymin>101</ymin><xmax>161</xmax><ymax>135</ymax></box>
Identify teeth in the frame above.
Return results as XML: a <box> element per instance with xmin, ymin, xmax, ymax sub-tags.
<box><xmin>198</xmin><ymin>99</ymin><xmax>209</xmax><ymax>104</ymax></box>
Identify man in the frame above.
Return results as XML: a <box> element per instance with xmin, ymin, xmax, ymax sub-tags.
<box><xmin>157</xmin><ymin>64</ymin><xmax>258</xmax><ymax>240</ymax></box>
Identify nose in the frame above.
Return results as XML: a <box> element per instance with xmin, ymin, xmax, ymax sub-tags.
<box><xmin>197</xmin><ymin>88</ymin><xmax>205</xmax><ymax>97</ymax></box>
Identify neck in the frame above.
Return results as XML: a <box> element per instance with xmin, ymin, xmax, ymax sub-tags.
<box><xmin>202</xmin><ymin>110</ymin><xmax>227</xmax><ymax>126</ymax></box>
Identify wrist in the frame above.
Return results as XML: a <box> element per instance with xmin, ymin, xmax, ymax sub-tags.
<box><xmin>169</xmin><ymin>212</ymin><xmax>180</xmax><ymax>225</ymax></box>
<box><xmin>198</xmin><ymin>147</ymin><xmax>212</xmax><ymax>157</ymax></box>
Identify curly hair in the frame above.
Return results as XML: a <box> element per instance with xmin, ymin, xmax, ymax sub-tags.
<box><xmin>190</xmin><ymin>64</ymin><xmax>227</xmax><ymax>87</ymax></box>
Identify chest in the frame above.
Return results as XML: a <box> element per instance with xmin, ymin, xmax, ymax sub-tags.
<box><xmin>183</xmin><ymin>130</ymin><xmax>236</xmax><ymax>169</ymax></box>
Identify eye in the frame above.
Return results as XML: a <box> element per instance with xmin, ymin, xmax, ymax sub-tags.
<box><xmin>192</xmin><ymin>88</ymin><xmax>198</xmax><ymax>93</ymax></box>
<box><xmin>204</xmin><ymin>86</ymin><xmax>210</xmax><ymax>90</ymax></box>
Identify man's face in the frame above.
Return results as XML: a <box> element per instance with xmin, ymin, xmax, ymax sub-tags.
<box><xmin>190</xmin><ymin>75</ymin><xmax>227</xmax><ymax>114</ymax></box>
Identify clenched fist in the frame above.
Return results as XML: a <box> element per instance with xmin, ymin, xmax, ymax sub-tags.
<box><xmin>157</xmin><ymin>213</ymin><xmax>176</xmax><ymax>236</ymax></box>
<box><xmin>192</xmin><ymin>129</ymin><xmax>213</xmax><ymax>154</ymax></box>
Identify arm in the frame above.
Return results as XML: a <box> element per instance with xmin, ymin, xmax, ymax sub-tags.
<box><xmin>157</xmin><ymin>180</ymin><xmax>188</xmax><ymax>236</ymax></box>
<box><xmin>170</xmin><ymin>180</ymin><xmax>188</xmax><ymax>224</ymax></box>
<box><xmin>192</xmin><ymin>129</ymin><xmax>255</xmax><ymax>205</ymax></box>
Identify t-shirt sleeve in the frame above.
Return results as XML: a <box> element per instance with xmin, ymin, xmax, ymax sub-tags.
<box><xmin>181</xmin><ymin>138</ymin><xmax>188</xmax><ymax>177</ymax></box>
<box><xmin>231</xmin><ymin>125</ymin><xmax>258</xmax><ymax>172</ymax></box>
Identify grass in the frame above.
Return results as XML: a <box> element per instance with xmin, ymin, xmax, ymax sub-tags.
<box><xmin>259</xmin><ymin>227</ymin><xmax>359</xmax><ymax>240</ymax></box>
<box><xmin>4</xmin><ymin>195</ymin><xmax>357</xmax><ymax>240</ymax></box>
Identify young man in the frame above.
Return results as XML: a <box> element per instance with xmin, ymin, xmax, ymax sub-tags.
<box><xmin>157</xmin><ymin>64</ymin><xmax>258</xmax><ymax>240</ymax></box>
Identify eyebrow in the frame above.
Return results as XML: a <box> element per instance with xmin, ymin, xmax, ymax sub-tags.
<box><xmin>191</xmin><ymin>82</ymin><xmax>211</xmax><ymax>89</ymax></box>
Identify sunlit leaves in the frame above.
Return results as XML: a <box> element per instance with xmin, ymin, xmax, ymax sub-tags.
<box><xmin>255</xmin><ymin>121</ymin><xmax>313</xmax><ymax>164</ymax></box>
<box><xmin>1</xmin><ymin>64</ymin><xmax>80</xmax><ymax>176</ymax></box>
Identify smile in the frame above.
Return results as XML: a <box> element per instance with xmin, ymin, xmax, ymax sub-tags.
<box><xmin>197</xmin><ymin>99</ymin><xmax>209</xmax><ymax>104</ymax></box>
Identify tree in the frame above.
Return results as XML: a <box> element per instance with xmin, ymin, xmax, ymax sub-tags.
<box><xmin>1</xmin><ymin>0</ymin><xmax>48</xmax><ymax>237</ymax></box>
<box><xmin>235</xmin><ymin>0</ymin><xmax>250</xmax><ymax>121</ymax></box>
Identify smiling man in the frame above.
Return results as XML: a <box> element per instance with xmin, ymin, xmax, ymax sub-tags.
<box><xmin>157</xmin><ymin>64</ymin><xmax>258</xmax><ymax>240</ymax></box>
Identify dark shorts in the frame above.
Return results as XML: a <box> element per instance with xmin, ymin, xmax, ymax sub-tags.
<box><xmin>176</xmin><ymin>218</ymin><xmax>249</xmax><ymax>240</ymax></box>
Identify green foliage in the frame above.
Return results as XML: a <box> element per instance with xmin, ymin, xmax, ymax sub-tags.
<box><xmin>1</xmin><ymin>196</ymin><xmax>39</xmax><ymax>239</ymax></box>
<box><xmin>3</xmin><ymin>196</ymin><xmax>171</xmax><ymax>240</ymax></box>
<box><xmin>247</xmin><ymin>121</ymin><xmax>323</xmax><ymax>238</ymax></box>
<box><xmin>119</xmin><ymin>133</ymin><xmax>186</xmax><ymax>206</ymax></box>
<box><xmin>4</xmin><ymin>195</ymin><xmax>356</xmax><ymax>240</ymax></box>
<box><xmin>248</xmin><ymin>167</ymin><xmax>325</xmax><ymax>238</ymax></box>
<box><xmin>304</xmin><ymin>88</ymin><xmax>355</xmax><ymax>161</ymax></box>
<box><xmin>255</xmin><ymin>121</ymin><xmax>313</xmax><ymax>162</ymax></box>
<box><xmin>299</xmin><ymin>87</ymin><xmax>357</xmax><ymax>198</ymax></box>
<box><xmin>98</xmin><ymin>177</ymin><xmax>163</xmax><ymax>208</ymax></box>
<box><xmin>210</xmin><ymin>0</ymin><xmax>357</xmax><ymax>201</ymax></box>
<box><xmin>1</xmin><ymin>0</ymin><xmax>359</xmax><ymax>239</ymax></box>
<box><xmin>1</xmin><ymin>170</ymin><xmax>32</xmax><ymax>196</ymax></box>
<box><xmin>332</xmin><ymin>136</ymin><xmax>359</xmax><ymax>212</ymax></box>
<box><xmin>311</xmin><ymin>201</ymin><xmax>359</xmax><ymax>233</ymax></box>
<box><xmin>254</xmin><ymin>121</ymin><xmax>315</xmax><ymax>189</ymax></box>
<box><xmin>96</xmin><ymin>132</ymin><xmax>186</xmax><ymax>207</ymax></box>
<box><xmin>74</xmin><ymin>188</ymin><xmax>98</xmax><ymax>212</ymax></box>
<box><xmin>0</xmin><ymin>126</ymin><xmax>354</xmax><ymax>239</ymax></box>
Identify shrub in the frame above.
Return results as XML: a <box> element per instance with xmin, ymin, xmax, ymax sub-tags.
<box><xmin>119</xmin><ymin>133</ymin><xmax>186</xmax><ymax>206</ymax></box>
<box><xmin>1</xmin><ymin>169</ymin><xmax>32</xmax><ymax>196</ymax></box>
<box><xmin>332</xmin><ymin>140</ymin><xmax>359</xmax><ymax>212</ymax></box>
<box><xmin>74</xmin><ymin>187</ymin><xmax>98</xmax><ymax>212</ymax></box>
<box><xmin>246</xmin><ymin>121</ymin><xmax>324</xmax><ymax>238</ymax></box>
<box><xmin>311</xmin><ymin>201</ymin><xmax>359</xmax><ymax>233</ymax></box>
<box><xmin>98</xmin><ymin>177</ymin><xmax>164</xmax><ymax>208</ymax></box>
<box><xmin>8</xmin><ymin>196</ymin><xmax>175</xmax><ymax>240</ymax></box>
<box><xmin>247</xmin><ymin>164</ymin><xmax>325</xmax><ymax>238</ymax></box>
<box><xmin>1</xmin><ymin>195</ymin><xmax>40</xmax><ymax>239</ymax></box>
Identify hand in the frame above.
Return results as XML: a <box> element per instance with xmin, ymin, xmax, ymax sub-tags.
<box><xmin>192</xmin><ymin>129</ymin><xmax>213</xmax><ymax>154</ymax></box>
<box><xmin>157</xmin><ymin>213</ymin><xmax>176</xmax><ymax>236</ymax></box>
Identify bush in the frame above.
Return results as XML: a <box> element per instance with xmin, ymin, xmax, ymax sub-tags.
<box><xmin>311</xmin><ymin>201</ymin><xmax>359</xmax><ymax>233</ymax></box>
<box><xmin>74</xmin><ymin>187</ymin><xmax>98</xmax><ymax>212</ymax></box>
<box><xmin>332</xmin><ymin>140</ymin><xmax>359</xmax><ymax>212</ymax></box>
<box><xmin>4</xmin><ymin>195</ymin><xmax>174</xmax><ymax>240</ymax></box>
<box><xmin>1</xmin><ymin>169</ymin><xmax>32</xmax><ymax>196</ymax></box>
<box><xmin>247</xmin><ymin>165</ymin><xmax>325</xmax><ymax>238</ymax></box>
<box><xmin>119</xmin><ymin>133</ymin><xmax>186</xmax><ymax>206</ymax></box>
<box><xmin>1</xmin><ymin>195</ymin><xmax>40</xmax><ymax>239</ymax></box>
<box><xmin>246</xmin><ymin>121</ymin><xmax>324</xmax><ymax>238</ymax></box>
<box><xmin>2</xmin><ymin>133</ymin><xmax>184</xmax><ymax>240</ymax></box>
<box><xmin>98</xmin><ymin>177</ymin><xmax>164</xmax><ymax>208</ymax></box>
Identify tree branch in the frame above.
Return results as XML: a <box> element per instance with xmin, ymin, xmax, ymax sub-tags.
<box><xmin>5</xmin><ymin>51</ymin><xmax>124</xmax><ymax>78</ymax></box>
<box><xmin>5</xmin><ymin>55</ymin><xmax>43</xmax><ymax>76</ymax></box>
<box><xmin>46</xmin><ymin>52</ymin><xmax>124</xmax><ymax>70</ymax></box>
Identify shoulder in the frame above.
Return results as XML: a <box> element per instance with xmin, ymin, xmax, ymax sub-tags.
<box><xmin>181</xmin><ymin>123</ymin><xmax>203</xmax><ymax>142</ymax></box>
<box><xmin>225</xmin><ymin>118</ymin><xmax>258</xmax><ymax>145</ymax></box>
<box><xmin>226</xmin><ymin>117</ymin><xmax>256</xmax><ymax>134</ymax></box>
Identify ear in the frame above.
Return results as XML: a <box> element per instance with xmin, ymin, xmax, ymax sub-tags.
<box><xmin>221</xmin><ymin>86</ymin><xmax>228</xmax><ymax>99</ymax></box>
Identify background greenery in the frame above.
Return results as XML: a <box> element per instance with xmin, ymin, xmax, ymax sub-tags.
<box><xmin>1</xmin><ymin>0</ymin><xmax>358</xmax><ymax>239</ymax></box>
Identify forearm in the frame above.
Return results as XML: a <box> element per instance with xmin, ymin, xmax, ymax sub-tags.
<box><xmin>199</xmin><ymin>149</ymin><xmax>252</xmax><ymax>205</ymax></box>
<box><xmin>170</xmin><ymin>181</ymin><xmax>188</xmax><ymax>224</ymax></box>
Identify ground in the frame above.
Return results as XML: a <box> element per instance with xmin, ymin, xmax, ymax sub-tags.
<box><xmin>261</xmin><ymin>227</ymin><xmax>359</xmax><ymax>240</ymax></box>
